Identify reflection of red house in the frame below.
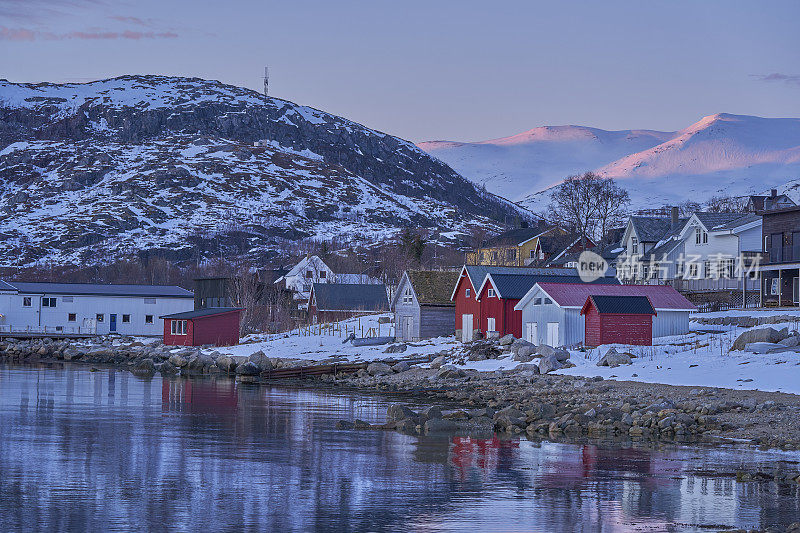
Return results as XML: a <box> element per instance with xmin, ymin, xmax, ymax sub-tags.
<box><xmin>160</xmin><ymin>307</ymin><xmax>242</xmax><ymax>346</ymax></box>
<box><xmin>161</xmin><ymin>379</ymin><xmax>238</xmax><ymax>414</ymax></box>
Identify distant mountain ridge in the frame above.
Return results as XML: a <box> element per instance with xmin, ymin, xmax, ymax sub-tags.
<box><xmin>0</xmin><ymin>75</ymin><xmax>525</xmax><ymax>267</ymax></box>
<box><xmin>419</xmin><ymin>113</ymin><xmax>800</xmax><ymax>211</ymax></box>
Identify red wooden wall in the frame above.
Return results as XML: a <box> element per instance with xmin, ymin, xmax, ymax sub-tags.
<box><xmin>583</xmin><ymin>303</ymin><xmax>652</xmax><ymax>346</ymax></box>
<box><xmin>163</xmin><ymin>310</ymin><xmax>241</xmax><ymax>347</ymax></box>
<box><xmin>453</xmin><ymin>273</ymin><xmax>480</xmax><ymax>332</ymax></box>
<box><xmin>477</xmin><ymin>280</ymin><xmax>523</xmax><ymax>338</ymax></box>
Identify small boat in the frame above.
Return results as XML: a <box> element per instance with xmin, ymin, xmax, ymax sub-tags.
<box><xmin>350</xmin><ymin>336</ymin><xmax>395</xmax><ymax>347</ymax></box>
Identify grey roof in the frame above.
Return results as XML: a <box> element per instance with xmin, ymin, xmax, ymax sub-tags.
<box><xmin>488</xmin><ymin>273</ymin><xmax>620</xmax><ymax>300</ymax></box>
<box><xmin>483</xmin><ymin>227</ymin><xmax>548</xmax><ymax>247</ymax></box>
<box><xmin>464</xmin><ymin>265</ymin><xmax>578</xmax><ymax>289</ymax></box>
<box><xmin>705</xmin><ymin>213</ymin><xmax>760</xmax><ymax>231</ymax></box>
<box><xmin>648</xmin><ymin>237</ymin><xmax>684</xmax><ymax>259</ymax></box>
<box><xmin>160</xmin><ymin>307</ymin><xmax>242</xmax><ymax>320</ymax></box>
<box><xmin>694</xmin><ymin>212</ymin><xmax>754</xmax><ymax>231</ymax></box>
<box><xmin>630</xmin><ymin>217</ymin><xmax>684</xmax><ymax>243</ymax></box>
<box><xmin>2</xmin><ymin>281</ymin><xmax>194</xmax><ymax>298</ymax></box>
<box><xmin>311</xmin><ymin>283</ymin><xmax>388</xmax><ymax>312</ymax></box>
<box><xmin>585</xmin><ymin>295</ymin><xmax>656</xmax><ymax>315</ymax></box>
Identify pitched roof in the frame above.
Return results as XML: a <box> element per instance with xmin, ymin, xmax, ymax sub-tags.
<box><xmin>694</xmin><ymin>212</ymin><xmax>752</xmax><ymax>231</ymax></box>
<box><xmin>276</xmin><ymin>255</ymin><xmax>330</xmax><ymax>282</ymax></box>
<box><xmin>406</xmin><ymin>270</ymin><xmax>460</xmax><ymax>306</ymax></box>
<box><xmin>481</xmin><ymin>273</ymin><xmax>620</xmax><ymax>300</ymax></box>
<box><xmin>311</xmin><ymin>283</ymin><xmax>388</xmax><ymax>312</ymax></box>
<box><xmin>582</xmin><ymin>295</ymin><xmax>656</xmax><ymax>315</ymax></box>
<box><xmin>483</xmin><ymin>227</ymin><xmax>549</xmax><ymax>247</ymax></box>
<box><xmin>532</xmin><ymin>282</ymin><xmax>696</xmax><ymax>311</ymax></box>
<box><xmin>1</xmin><ymin>281</ymin><xmax>193</xmax><ymax>298</ymax></box>
<box><xmin>630</xmin><ymin>217</ymin><xmax>677</xmax><ymax>243</ymax></box>
<box><xmin>160</xmin><ymin>307</ymin><xmax>242</xmax><ymax>320</ymax></box>
<box><xmin>705</xmin><ymin>213</ymin><xmax>760</xmax><ymax>231</ymax></box>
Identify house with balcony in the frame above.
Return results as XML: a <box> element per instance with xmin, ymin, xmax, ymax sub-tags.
<box><xmin>759</xmin><ymin>205</ymin><xmax>800</xmax><ymax>306</ymax></box>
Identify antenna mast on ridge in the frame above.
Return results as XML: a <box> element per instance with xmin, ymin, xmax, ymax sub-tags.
<box><xmin>264</xmin><ymin>67</ymin><xmax>269</xmax><ymax>103</ymax></box>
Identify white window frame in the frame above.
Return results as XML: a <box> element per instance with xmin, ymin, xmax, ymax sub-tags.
<box><xmin>402</xmin><ymin>288</ymin><xmax>413</xmax><ymax>304</ymax></box>
<box><xmin>465</xmin><ymin>288</ymin><xmax>470</xmax><ymax>298</ymax></box>
<box><xmin>487</xmin><ymin>288</ymin><xmax>496</xmax><ymax>298</ymax></box>
<box><xmin>171</xmin><ymin>319</ymin><xmax>188</xmax><ymax>335</ymax></box>
<box><xmin>22</xmin><ymin>297</ymin><xmax>32</xmax><ymax>307</ymax></box>
<box><xmin>145</xmin><ymin>315</ymin><xmax>154</xmax><ymax>324</ymax></box>
<box><xmin>487</xmin><ymin>317</ymin><xmax>496</xmax><ymax>332</ymax></box>
<box><xmin>122</xmin><ymin>314</ymin><xmax>131</xmax><ymax>323</ymax></box>
<box><xmin>631</xmin><ymin>237</ymin><xmax>638</xmax><ymax>254</ymax></box>
<box><xmin>67</xmin><ymin>313</ymin><xmax>76</xmax><ymax>322</ymax></box>
<box><xmin>42</xmin><ymin>297</ymin><xmax>57</xmax><ymax>308</ymax></box>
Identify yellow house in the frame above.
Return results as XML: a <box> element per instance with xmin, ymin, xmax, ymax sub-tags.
<box><xmin>466</xmin><ymin>227</ymin><xmax>565</xmax><ymax>266</ymax></box>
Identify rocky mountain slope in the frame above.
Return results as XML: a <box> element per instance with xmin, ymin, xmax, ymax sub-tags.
<box><xmin>0</xmin><ymin>75</ymin><xmax>524</xmax><ymax>267</ymax></box>
<box><xmin>420</xmin><ymin>113</ymin><xmax>800</xmax><ymax>212</ymax></box>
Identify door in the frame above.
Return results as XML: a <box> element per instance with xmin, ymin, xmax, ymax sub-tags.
<box><xmin>402</xmin><ymin>316</ymin><xmax>413</xmax><ymax>341</ymax></box>
<box><xmin>794</xmin><ymin>277</ymin><xmax>799</xmax><ymax>304</ymax></box>
<box><xmin>462</xmin><ymin>314</ymin><xmax>473</xmax><ymax>342</ymax></box>
<box><xmin>487</xmin><ymin>317</ymin><xmax>496</xmax><ymax>334</ymax></box>
<box><xmin>525</xmin><ymin>322</ymin><xmax>538</xmax><ymax>345</ymax></box>
<box><xmin>110</xmin><ymin>314</ymin><xmax>117</xmax><ymax>333</ymax></box>
<box><xmin>546</xmin><ymin>322</ymin><xmax>559</xmax><ymax>347</ymax></box>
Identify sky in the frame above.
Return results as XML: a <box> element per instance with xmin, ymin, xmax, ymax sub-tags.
<box><xmin>2</xmin><ymin>0</ymin><xmax>799</xmax><ymax>142</ymax></box>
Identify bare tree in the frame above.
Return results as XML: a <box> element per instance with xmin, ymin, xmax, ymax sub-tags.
<box><xmin>595</xmin><ymin>178</ymin><xmax>630</xmax><ymax>246</ymax></box>
<box><xmin>704</xmin><ymin>195</ymin><xmax>748</xmax><ymax>213</ymax></box>
<box><xmin>548</xmin><ymin>172</ymin><xmax>604</xmax><ymax>247</ymax></box>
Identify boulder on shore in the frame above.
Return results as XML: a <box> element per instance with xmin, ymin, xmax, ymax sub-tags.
<box><xmin>731</xmin><ymin>327</ymin><xmax>788</xmax><ymax>351</ymax></box>
<box><xmin>539</xmin><ymin>354</ymin><xmax>565</xmax><ymax>374</ymax></box>
<box><xmin>367</xmin><ymin>362</ymin><xmax>392</xmax><ymax>376</ymax></box>
<box><xmin>597</xmin><ymin>348</ymin><xmax>632</xmax><ymax>367</ymax></box>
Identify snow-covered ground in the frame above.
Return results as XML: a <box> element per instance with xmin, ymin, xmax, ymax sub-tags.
<box><xmin>214</xmin><ymin>311</ymin><xmax>800</xmax><ymax>395</ymax></box>
<box><xmin>218</xmin><ymin>314</ymin><xmax>460</xmax><ymax>363</ymax></box>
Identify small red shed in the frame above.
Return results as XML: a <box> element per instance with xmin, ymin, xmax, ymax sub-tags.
<box><xmin>160</xmin><ymin>307</ymin><xmax>242</xmax><ymax>347</ymax></box>
<box><xmin>580</xmin><ymin>295</ymin><xmax>656</xmax><ymax>347</ymax></box>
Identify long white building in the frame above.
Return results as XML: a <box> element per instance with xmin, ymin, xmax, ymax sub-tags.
<box><xmin>0</xmin><ymin>281</ymin><xmax>194</xmax><ymax>336</ymax></box>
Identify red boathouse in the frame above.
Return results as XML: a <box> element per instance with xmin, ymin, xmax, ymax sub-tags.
<box><xmin>581</xmin><ymin>295</ymin><xmax>656</xmax><ymax>347</ymax></box>
<box><xmin>160</xmin><ymin>307</ymin><xmax>242</xmax><ymax>347</ymax></box>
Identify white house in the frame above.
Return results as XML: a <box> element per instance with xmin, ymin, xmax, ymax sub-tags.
<box><xmin>0</xmin><ymin>281</ymin><xmax>194</xmax><ymax>337</ymax></box>
<box><xmin>513</xmin><ymin>282</ymin><xmax>696</xmax><ymax>347</ymax></box>
<box><xmin>275</xmin><ymin>255</ymin><xmax>382</xmax><ymax>309</ymax></box>
<box><xmin>676</xmin><ymin>212</ymin><xmax>762</xmax><ymax>280</ymax></box>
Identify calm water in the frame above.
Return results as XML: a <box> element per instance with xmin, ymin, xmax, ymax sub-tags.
<box><xmin>1</xmin><ymin>363</ymin><xmax>799</xmax><ymax>532</ymax></box>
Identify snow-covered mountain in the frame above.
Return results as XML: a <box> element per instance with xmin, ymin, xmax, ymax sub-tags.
<box><xmin>0</xmin><ymin>75</ymin><xmax>524</xmax><ymax>267</ymax></box>
<box><xmin>419</xmin><ymin>113</ymin><xmax>800</xmax><ymax>212</ymax></box>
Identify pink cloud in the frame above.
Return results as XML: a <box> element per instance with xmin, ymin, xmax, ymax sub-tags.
<box><xmin>0</xmin><ymin>26</ymin><xmax>178</xmax><ymax>41</ymax></box>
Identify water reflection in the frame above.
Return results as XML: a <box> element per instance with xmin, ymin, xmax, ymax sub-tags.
<box><xmin>0</xmin><ymin>364</ymin><xmax>798</xmax><ymax>532</ymax></box>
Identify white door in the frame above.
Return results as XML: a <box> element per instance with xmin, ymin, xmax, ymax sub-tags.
<box><xmin>487</xmin><ymin>317</ymin><xmax>496</xmax><ymax>333</ymax></box>
<box><xmin>402</xmin><ymin>316</ymin><xmax>413</xmax><ymax>341</ymax></box>
<box><xmin>462</xmin><ymin>314</ymin><xmax>473</xmax><ymax>342</ymax></box>
<box><xmin>525</xmin><ymin>322</ymin><xmax>538</xmax><ymax>345</ymax></box>
<box><xmin>546</xmin><ymin>322</ymin><xmax>559</xmax><ymax>347</ymax></box>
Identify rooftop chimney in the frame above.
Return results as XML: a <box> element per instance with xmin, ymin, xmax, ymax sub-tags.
<box><xmin>670</xmin><ymin>206</ymin><xmax>679</xmax><ymax>226</ymax></box>
<box><xmin>771</xmin><ymin>189</ymin><xmax>777</xmax><ymax>197</ymax></box>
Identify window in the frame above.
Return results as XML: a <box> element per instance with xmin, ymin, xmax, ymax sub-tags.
<box><xmin>305</xmin><ymin>270</ymin><xmax>314</xmax><ymax>278</ymax></box>
<box><xmin>171</xmin><ymin>319</ymin><xmax>188</xmax><ymax>335</ymax></box>
<box><xmin>688</xmin><ymin>263</ymin><xmax>699</xmax><ymax>278</ymax></box>
<box><xmin>62</xmin><ymin>296</ymin><xmax>73</xmax><ymax>303</ymax></box>
<box><xmin>402</xmin><ymin>288</ymin><xmax>413</xmax><ymax>303</ymax></box>
<box><xmin>145</xmin><ymin>315</ymin><xmax>154</xmax><ymax>324</ymax></box>
<box><xmin>96</xmin><ymin>314</ymin><xmax>104</xmax><ymax>323</ymax></box>
<box><xmin>703</xmin><ymin>231</ymin><xmax>708</xmax><ymax>244</ymax></box>
<box><xmin>534</xmin><ymin>297</ymin><xmax>542</xmax><ymax>305</ymax></box>
<box><xmin>530</xmin><ymin>249</ymin><xmax>536</xmax><ymax>259</ymax></box>
<box><xmin>122</xmin><ymin>314</ymin><xmax>130</xmax><ymax>323</ymax></box>
<box><xmin>42</xmin><ymin>297</ymin><xmax>57</xmax><ymax>307</ymax></box>
<box><xmin>544</xmin><ymin>298</ymin><xmax>553</xmax><ymax>305</ymax></box>
<box><xmin>631</xmin><ymin>237</ymin><xmax>638</xmax><ymax>255</ymax></box>
<box><xmin>68</xmin><ymin>313</ymin><xmax>76</xmax><ymax>322</ymax></box>
<box><xmin>23</xmin><ymin>297</ymin><xmax>31</xmax><ymax>307</ymax></box>
<box><xmin>465</xmin><ymin>288</ymin><xmax>471</xmax><ymax>298</ymax></box>
<box><xmin>770</xmin><ymin>233</ymin><xmax>783</xmax><ymax>263</ymax></box>
<box><xmin>793</xmin><ymin>232</ymin><xmax>800</xmax><ymax>262</ymax></box>
<box><xmin>487</xmin><ymin>288</ymin><xmax>496</xmax><ymax>298</ymax></box>
<box><xmin>144</xmin><ymin>298</ymin><xmax>156</xmax><ymax>304</ymax></box>
<box><xmin>695</xmin><ymin>228</ymin><xmax>701</xmax><ymax>244</ymax></box>
<box><xmin>487</xmin><ymin>317</ymin><xmax>496</xmax><ymax>332</ymax></box>
<box><xmin>320</xmin><ymin>270</ymin><xmax>327</xmax><ymax>278</ymax></box>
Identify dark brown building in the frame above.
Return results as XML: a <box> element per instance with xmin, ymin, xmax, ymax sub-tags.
<box><xmin>760</xmin><ymin>205</ymin><xmax>800</xmax><ymax>306</ymax></box>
